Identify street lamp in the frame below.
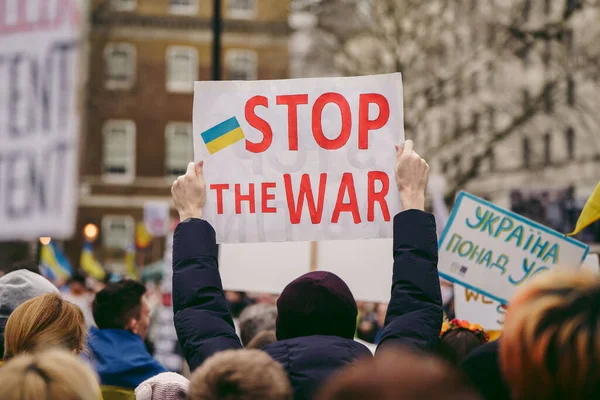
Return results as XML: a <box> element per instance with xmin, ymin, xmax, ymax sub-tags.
<box><xmin>84</xmin><ymin>223</ymin><xmax>99</xmax><ymax>242</ymax></box>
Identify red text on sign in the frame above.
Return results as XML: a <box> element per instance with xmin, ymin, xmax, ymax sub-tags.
<box><xmin>245</xmin><ymin>93</ymin><xmax>390</xmax><ymax>153</ymax></box>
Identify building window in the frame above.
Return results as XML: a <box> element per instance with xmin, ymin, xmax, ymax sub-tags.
<box><xmin>489</xmin><ymin>149</ymin><xmax>496</xmax><ymax>172</ymax></box>
<box><xmin>470</xmin><ymin>0</ymin><xmax>478</xmax><ymax>12</ymax></box>
<box><xmin>169</xmin><ymin>0</ymin><xmax>198</xmax><ymax>14</ymax></box>
<box><xmin>104</xmin><ymin>43</ymin><xmax>136</xmax><ymax>90</ymax></box>
<box><xmin>487</xmin><ymin>107</ymin><xmax>496</xmax><ymax>132</ymax></box>
<box><xmin>544</xmin><ymin>0</ymin><xmax>552</xmax><ymax>15</ymax></box>
<box><xmin>564</xmin><ymin>29</ymin><xmax>574</xmax><ymax>56</ymax></box>
<box><xmin>472</xmin><ymin>112</ymin><xmax>480</xmax><ymax>135</ymax></box>
<box><xmin>111</xmin><ymin>0</ymin><xmax>136</xmax><ymax>11</ymax></box>
<box><xmin>228</xmin><ymin>0</ymin><xmax>257</xmax><ymax>19</ymax></box>
<box><xmin>543</xmin><ymin>41</ymin><xmax>552</xmax><ymax>67</ymax></box>
<box><xmin>544</xmin><ymin>83</ymin><xmax>554</xmax><ymax>114</ymax></box>
<box><xmin>102</xmin><ymin>216</ymin><xmax>134</xmax><ymax>249</ymax></box>
<box><xmin>453</xmin><ymin>113</ymin><xmax>462</xmax><ymax>138</ymax></box>
<box><xmin>522</xmin><ymin>0</ymin><xmax>531</xmax><ymax>21</ymax></box>
<box><xmin>486</xmin><ymin>61</ymin><xmax>495</xmax><ymax>87</ymax></box>
<box><xmin>519</xmin><ymin>45</ymin><xmax>531</xmax><ymax>67</ymax></box>
<box><xmin>166</xmin><ymin>123</ymin><xmax>193</xmax><ymax>177</ymax></box>
<box><xmin>437</xmin><ymin>79</ymin><xmax>445</xmax><ymax>103</ymax></box>
<box><xmin>522</xmin><ymin>88</ymin><xmax>531</xmax><ymax>112</ymax></box>
<box><xmin>442</xmin><ymin>160</ymin><xmax>449</xmax><ymax>174</ymax></box>
<box><xmin>454</xmin><ymin>154</ymin><xmax>462</xmax><ymax>176</ymax></box>
<box><xmin>567</xmin><ymin>75</ymin><xmax>575</xmax><ymax>107</ymax></box>
<box><xmin>522</xmin><ymin>137</ymin><xmax>531</xmax><ymax>169</ymax></box>
<box><xmin>438</xmin><ymin>118</ymin><xmax>446</xmax><ymax>140</ymax></box>
<box><xmin>103</xmin><ymin>120</ymin><xmax>136</xmax><ymax>181</ymax></box>
<box><xmin>226</xmin><ymin>50</ymin><xmax>258</xmax><ymax>80</ymax></box>
<box><xmin>470</xmin><ymin>71</ymin><xmax>478</xmax><ymax>94</ymax></box>
<box><xmin>455</xmin><ymin>74</ymin><xmax>463</xmax><ymax>98</ymax></box>
<box><xmin>544</xmin><ymin>132</ymin><xmax>552</xmax><ymax>165</ymax></box>
<box><xmin>486</xmin><ymin>24</ymin><xmax>496</xmax><ymax>47</ymax></box>
<box><xmin>566</xmin><ymin>127</ymin><xmax>575</xmax><ymax>160</ymax></box>
<box><xmin>166</xmin><ymin>46</ymin><xmax>198</xmax><ymax>93</ymax></box>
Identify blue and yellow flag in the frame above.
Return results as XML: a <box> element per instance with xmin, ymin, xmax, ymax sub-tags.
<box><xmin>569</xmin><ymin>181</ymin><xmax>600</xmax><ymax>236</ymax></box>
<box><xmin>80</xmin><ymin>241</ymin><xmax>106</xmax><ymax>281</ymax></box>
<box><xmin>201</xmin><ymin>117</ymin><xmax>245</xmax><ymax>154</ymax></box>
<box><xmin>125</xmin><ymin>244</ymin><xmax>138</xmax><ymax>280</ymax></box>
<box><xmin>40</xmin><ymin>240</ymin><xmax>72</xmax><ymax>281</ymax></box>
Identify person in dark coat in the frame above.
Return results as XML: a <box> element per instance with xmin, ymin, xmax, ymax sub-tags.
<box><xmin>170</xmin><ymin>140</ymin><xmax>443</xmax><ymax>399</ymax></box>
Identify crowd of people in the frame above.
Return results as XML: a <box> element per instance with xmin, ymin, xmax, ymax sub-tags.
<box><xmin>0</xmin><ymin>140</ymin><xmax>597</xmax><ymax>399</ymax></box>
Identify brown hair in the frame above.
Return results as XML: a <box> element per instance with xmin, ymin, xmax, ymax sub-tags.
<box><xmin>3</xmin><ymin>293</ymin><xmax>86</xmax><ymax>360</ymax></box>
<box><xmin>316</xmin><ymin>347</ymin><xmax>481</xmax><ymax>400</ymax></box>
<box><xmin>0</xmin><ymin>349</ymin><xmax>100</xmax><ymax>400</ymax></box>
<box><xmin>500</xmin><ymin>269</ymin><xmax>600</xmax><ymax>400</ymax></box>
<box><xmin>437</xmin><ymin>329</ymin><xmax>486</xmax><ymax>365</ymax></box>
<box><xmin>189</xmin><ymin>349</ymin><xmax>292</xmax><ymax>400</ymax></box>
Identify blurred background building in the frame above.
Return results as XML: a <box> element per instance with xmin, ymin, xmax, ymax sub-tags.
<box><xmin>291</xmin><ymin>0</ymin><xmax>600</xmax><ymax>247</ymax></box>
<box><xmin>65</xmin><ymin>0</ymin><xmax>291</xmax><ymax>271</ymax></box>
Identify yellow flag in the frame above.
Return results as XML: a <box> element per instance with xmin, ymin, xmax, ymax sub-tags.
<box><xmin>569</xmin><ymin>181</ymin><xmax>600</xmax><ymax>236</ymax></box>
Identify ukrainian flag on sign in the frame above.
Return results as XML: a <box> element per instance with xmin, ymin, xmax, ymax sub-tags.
<box><xmin>201</xmin><ymin>117</ymin><xmax>245</xmax><ymax>154</ymax></box>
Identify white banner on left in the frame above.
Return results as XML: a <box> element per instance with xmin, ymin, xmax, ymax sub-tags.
<box><xmin>0</xmin><ymin>0</ymin><xmax>83</xmax><ymax>239</ymax></box>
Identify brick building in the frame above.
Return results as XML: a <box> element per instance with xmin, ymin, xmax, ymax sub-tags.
<box><xmin>64</xmin><ymin>0</ymin><xmax>291</xmax><ymax>272</ymax></box>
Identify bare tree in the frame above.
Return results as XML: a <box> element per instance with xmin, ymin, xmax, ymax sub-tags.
<box><xmin>292</xmin><ymin>0</ymin><xmax>600</xmax><ymax>199</ymax></box>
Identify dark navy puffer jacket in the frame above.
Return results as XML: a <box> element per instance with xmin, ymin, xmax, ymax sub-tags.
<box><xmin>173</xmin><ymin>209</ymin><xmax>442</xmax><ymax>399</ymax></box>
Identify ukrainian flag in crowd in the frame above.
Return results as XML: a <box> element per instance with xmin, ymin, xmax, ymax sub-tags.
<box><xmin>570</xmin><ymin>180</ymin><xmax>600</xmax><ymax>235</ymax></box>
<box><xmin>80</xmin><ymin>241</ymin><xmax>106</xmax><ymax>281</ymax></box>
<box><xmin>40</xmin><ymin>240</ymin><xmax>72</xmax><ymax>281</ymax></box>
<box><xmin>125</xmin><ymin>244</ymin><xmax>138</xmax><ymax>280</ymax></box>
<box><xmin>201</xmin><ymin>117</ymin><xmax>245</xmax><ymax>154</ymax></box>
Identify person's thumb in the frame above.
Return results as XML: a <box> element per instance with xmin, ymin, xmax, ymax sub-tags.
<box><xmin>195</xmin><ymin>160</ymin><xmax>204</xmax><ymax>178</ymax></box>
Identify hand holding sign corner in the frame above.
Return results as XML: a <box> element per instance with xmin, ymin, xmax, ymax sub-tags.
<box><xmin>395</xmin><ymin>140</ymin><xmax>429</xmax><ymax>212</ymax></box>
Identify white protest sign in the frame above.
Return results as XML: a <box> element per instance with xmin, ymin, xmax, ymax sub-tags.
<box><xmin>0</xmin><ymin>0</ymin><xmax>83</xmax><ymax>239</ymax></box>
<box><xmin>438</xmin><ymin>192</ymin><xmax>589</xmax><ymax>304</ymax></box>
<box><xmin>453</xmin><ymin>286</ymin><xmax>504</xmax><ymax>331</ymax></box>
<box><xmin>144</xmin><ymin>201</ymin><xmax>170</xmax><ymax>237</ymax></box>
<box><xmin>219</xmin><ymin>242</ymin><xmax>312</xmax><ymax>294</ymax></box>
<box><xmin>582</xmin><ymin>253</ymin><xmax>599</xmax><ymax>274</ymax></box>
<box><xmin>316</xmin><ymin>239</ymin><xmax>393</xmax><ymax>303</ymax></box>
<box><xmin>193</xmin><ymin>74</ymin><xmax>404</xmax><ymax>243</ymax></box>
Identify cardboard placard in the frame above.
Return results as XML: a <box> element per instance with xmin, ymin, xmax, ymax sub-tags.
<box><xmin>193</xmin><ymin>74</ymin><xmax>404</xmax><ymax>243</ymax></box>
<box><xmin>438</xmin><ymin>192</ymin><xmax>589</xmax><ymax>304</ymax></box>
<box><xmin>0</xmin><ymin>0</ymin><xmax>83</xmax><ymax>239</ymax></box>
<box><xmin>453</xmin><ymin>286</ymin><xmax>504</xmax><ymax>331</ymax></box>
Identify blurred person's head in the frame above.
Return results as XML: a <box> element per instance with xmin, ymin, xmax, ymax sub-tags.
<box><xmin>92</xmin><ymin>279</ymin><xmax>150</xmax><ymax>339</ymax></box>
<box><xmin>135</xmin><ymin>372</ymin><xmax>189</xmax><ymax>400</ymax></box>
<box><xmin>316</xmin><ymin>347</ymin><xmax>480</xmax><ymax>400</ymax></box>
<box><xmin>239</xmin><ymin>303</ymin><xmax>277</xmax><ymax>346</ymax></box>
<box><xmin>3</xmin><ymin>293</ymin><xmax>86</xmax><ymax>360</ymax></box>
<box><xmin>276</xmin><ymin>271</ymin><xmax>357</xmax><ymax>340</ymax></box>
<box><xmin>68</xmin><ymin>272</ymin><xmax>87</xmax><ymax>295</ymax></box>
<box><xmin>0</xmin><ymin>349</ymin><xmax>101</xmax><ymax>400</ymax></box>
<box><xmin>0</xmin><ymin>269</ymin><xmax>59</xmax><ymax>358</ymax></box>
<box><xmin>437</xmin><ymin>319</ymin><xmax>488</xmax><ymax>365</ymax></box>
<box><xmin>246</xmin><ymin>330</ymin><xmax>277</xmax><ymax>350</ymax></box>
<box><xmin>189</xmin><ymin>349</ymin><xmax>292</xmax><ymax>400</ymax></box>
<box><xmin>375</xmin><ymin>303</ymin><xmax>388</xmax><ymax>327</ymax></box>
<box><xmin>500</xmin><ymin>269</ymin><xmax>600</xmax><ymax>400</ymax></box>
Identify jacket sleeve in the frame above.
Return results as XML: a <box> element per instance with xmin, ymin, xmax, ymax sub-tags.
<box><xmin>377</xmin><ymin>209</ymin><xmax>443</xmax><ymax>353</ymax></box>
<box><xmin>172</xmin><ymin>218</ymin><xmax>242</xmax><ymax>371</ymax></box>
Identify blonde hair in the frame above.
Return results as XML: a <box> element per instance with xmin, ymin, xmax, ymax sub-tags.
<box><xmin>3</xmin><ymin>293</ymin><xmax>86</xmax><ymax>360</ymax></box>
<box><xmin>189</xmin><ymin>349</ymin><xmax>292</xmax><ymax>400</ymax></box>
<box><xmin>0</xmin><ymin>349</ymin><xmax>100</xmax><ymax>400</ymax></box>
<box><xmin>500</xmin><ymin>268</ymin><xmax>600</xmax><ymax>400</ymax></box>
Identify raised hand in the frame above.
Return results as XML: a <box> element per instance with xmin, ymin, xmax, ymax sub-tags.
<box><xmin>171</xmin><ymin>161</ymin><xmax>206</xmax><ymax>221</ymax></box>
<box><xmin>394</xmin><ymin>140</ymin><xmax>429</xmax><ymax>211</ymax></box>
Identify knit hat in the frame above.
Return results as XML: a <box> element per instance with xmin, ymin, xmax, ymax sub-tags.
<box><xmin>276</xmin><ymin>271</ymin><xmax>357</xmax><ymax>340</ymax></box>
<box><xmin>0</xmin><ymin>269</ymin><xmax>59</xmax><ymax>318</ymax></box>
<box><xmin>135</xmin><ymin>372</ymin><xmax>189</xmax><ymax>400</ymax></box>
